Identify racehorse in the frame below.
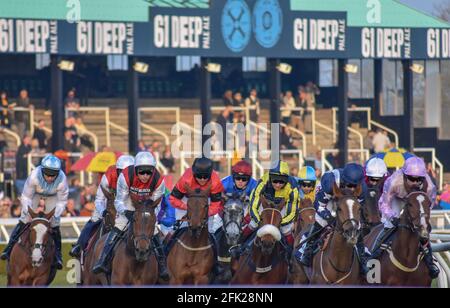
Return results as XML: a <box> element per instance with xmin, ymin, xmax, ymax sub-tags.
<box><xmin>288</xmin><ymin>197</ymin><xmax>316</xmax><ymax>284</ymax></box>
<box><xmin>213</xmin><ymin>193</ymin><xmax>245</xmax><ymax>284</ymax></box>
<box><xmin>230</xmin><ymin>195</ymin><xmax>289</xmax><ymax>285</ymax></box>
<box><xmin>307</xmin><ymin>184</ymin><xmax>363</xmax><ymax>285</ymax></box>
<box><xmin>365</xmin><ymin>181</ymin><xmax>433</xmax><ymax>286</ymax></box>
<box><xmin>7</xmin><ymin>207</ymin><xmax>57</xmax><ymax>286</ymax></box>
<box><xmin>167</xmin><ymin>185</ymin><xmax>215</xmax><ymax>285</ymax></box>
<box><xmin>81</xmin><ymin>186</ymin><xmax>116</xmax><ymax>286</ymax></box>
<box><xmin>110</xmin><ymin>196</ymin><xmax>161</xmax><ymax>285</ymax></box>
<box><xmin>361</xmin><ymin>185</ymin><xmax>382</xmax><ymax>237</ymax></box>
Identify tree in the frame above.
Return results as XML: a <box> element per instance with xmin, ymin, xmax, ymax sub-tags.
<box><xmin>433</xmin><ymin>1</ymin><xmax>450</xmax><ymax>22</ymax></box>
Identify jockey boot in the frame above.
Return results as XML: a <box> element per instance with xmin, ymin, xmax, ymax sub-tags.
<box><xmin>298</xmin><ymin>223</ymin><xmax>322</xmax><ymax>267</ymax></box>
<box><xmin>152</xmin><ymin>235</ymin><xmax>170</xmax><ymax>282</ymax></box>
<box><xmin>70</xmin><ymin>219</ymin><xmax>99</xmax><ymax>258</ymax></box>
<box><xmin>52</xmin><ymin>227</ymin><xmax>63</xmax><ymax>270</ymax></box>
<box><xmin>92</xmin><ymin>227</ymin><xmax>122</xmax><ymax>274</ymax></box>
<box><xmin>371</xmin><ymin>227</ymin><xmax>395</xmax><ymax>259</ymax></box>
<box><xmin>421</xmin><ymin>240</ymin><xmax>440</xmax><ymax>279</ymax></box>
<box><xmin>356</xmin><ymin>240</ymin><xmax>370</xmax><ymax>276</ymax></box>
<box><xmin>1</xmin><ymin>221</ymin><xmax>26</xmax><ymax>260</ymax></box>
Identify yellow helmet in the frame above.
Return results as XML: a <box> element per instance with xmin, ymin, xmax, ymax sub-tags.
<box><xmin>269</xmin><ymin>161</ymin><xmax>290</xmax><ymax>181</ymax></box>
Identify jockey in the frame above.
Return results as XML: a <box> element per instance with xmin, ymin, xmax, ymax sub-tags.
<box><xmin>296</xmin><ymin>166</ymin><xmax>317</xmax><ymax>203</ymax></box>
<box><xmin>69</xmin><ymin>155</ymin><xmax>135</xmax><ymax>258</ymax></box>
<box><xmin>365</xmin><ymin>157</ymin><xmax>388</xmax><ymax>190</ymax></box>
<box><xmin>169</xmin><ymin>157</ymin><xmax>224</xmax><ymax>229</ymax></box>
<box><xmin>373</xmin><ymin>156</ymin><xmax>440</xmax><ymax>278</ymax></box>
<box><xmin>221</xmin><ymin>160</ymin><xmax>258</xmax><ymax>227</ymax></box>
<box><xmin>243</xmin><ymin>161</ymin><xmax>299</xmax><ymax>250</ymax></box>
<box><xmin>92</xmin><ymin>152</ymin><xmax>168</xmax><ymax>280</ymax></box>
<box><xmin>1</xmin><ymin>155</ymin><xmax>68</xmax><ymax>270</ymax></box>
<box><xmin>297</xmin><ymin>163</ymin><xmax>370</xmax><ymax>274</ymax></box>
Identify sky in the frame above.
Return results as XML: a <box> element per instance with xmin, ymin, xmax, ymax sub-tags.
<box><xmin>398</xmin><ymin>0</ymin><xmax>448</xmax><ymax>16</ymax></box>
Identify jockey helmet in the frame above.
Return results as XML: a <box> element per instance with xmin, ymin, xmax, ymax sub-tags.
<box><xmin>298</xmin><ymin>166</ymin><xmax>317</xmax><ymax>182</ymax></box>
<box><xmin>232</xmin><ymin>160</ymin><xmax>252</xmax><ymax>177</ymax></box>
<box><xmin>116</xmin><ymin>155</ymin><xmax>134</xmax><ymax>170</ymax></box>
<box><xmin>192</xmin><ymin>157</ymin><xmax>213</xmax><ymax>179</ymax></box>
<box><xmin>402</xmin><ymin>156</ymin><xmax>427</xmax><ymax>178</ymax></box>
<box><xmin>41</xmin><ymin>154</ymin><xmax>61</xmax><ymax>177</ymax></box>
<box><xmin>342</xmin><ymin>163</ymin><xmax>365</xmax><ymax>185</ymax></box>
<box><xmin>269</xmin><ymin>161</ymin><xmax>290</xmax><ymax>182</ymax></box>
<box><xmin>134</xmin><ymin>152</ymin><xmax>156</xmax><ymax>173</ymax></box>
<box><xmin>365</xmin><ymin>158</ymin><xmax>388</xmax><ymax>178</ymax></box>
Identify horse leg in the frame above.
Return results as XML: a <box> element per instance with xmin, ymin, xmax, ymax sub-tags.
<box><xmin>194</xmin><ymin>274</ymin><xmax>210</xmax><ymax>286</ymax></box>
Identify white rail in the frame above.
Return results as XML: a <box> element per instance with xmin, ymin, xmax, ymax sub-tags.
<box><xmin>280</xmin><ymin>107</ymin><xmax>317</xmax><ymax>145</ymax></box>
<box><xmin>65</xmin><ymin>107</ymin><xmax>105</xmax><ymax>150</ymax></box>
<box><xmin>10</xmin><ymin>107</ymin><xmax>35</xmax><ymax>136</ymax></box>
<box><xmin>33</xmin><ymin>122</ymin><xmax>52</xmax><ymax>134</ymax></box>
<box><xmin>1</xmin><ymin>127</ymin><xmax>20</xmax><ymax>146</ymax></box>
<box><xmin>139</xmin><ymin>122</ymin><xmax>170</xmax><ymax>146</ymax></box>
<box><xmin>320</xmin><ymin>149</ymin><xmax>370</xmax><ymax>174</ymax></box>
<box><xmin>371</xmin><ymin>120</ymin><xmax>399</xmax><ymax>148</ymax></box>
<box><xmin>280</xmin><ymin>123</ymin><xmax>308</xmax><ymax>156</ymax></box>
<box><xmin>179</xmin><ymin>150</ymin><xmax>233</xmax><ymax>176</ymax></box>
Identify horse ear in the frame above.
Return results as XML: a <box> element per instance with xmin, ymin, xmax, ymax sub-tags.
<box><xmin>333</xmin><ymin>182</ymin><xmax>343</xmax><ymax>199</ymax></box>
<box><xmin>353</xmin><ymin>184</ymin><xmax>363</xmax><ymax>198</ymax></box>
<box><xmin>239</xmin><ymin>191</ymin><xmax>247</xmax><ymax>203</ymax></box>
<box><xmin>422</xmin><ymin>177</ymin><xmax>429</xmax><ymax>193</ymax></box>
<box><xmin>45</xmin><ymin>208</ymin><xmax>56</xmax><ymax>220</ymax></box>
<box><xmin>277</xmin><ymin>199</ymin><xmax>286</xmax><ymax>211</ymax></box>
<box><xmin>29</xmin><ymin>207</ymin><xmax>37</xmax><ymax>219</ymax></box>
<box><xmin>260</xmin><ymin>194</ymin><xmax>268</xmax><ymax>209</ymax></box>
<box><xmin>183</xmin><ymin>183</ymin><xmax>195</xmax><ymax>197</ymax></box>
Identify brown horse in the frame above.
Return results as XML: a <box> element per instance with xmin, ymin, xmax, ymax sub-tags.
<box><xmin>306</xmin><ymin>184</ymin><xmax>363</xmax><ymax>285</ymax></box>
<box><xmin>289</xmin><ymin>197</ymin><xmax>315</xmax><ymax>284</ymax></box>
<box><xmin>230</xmin><ymin>196</ymin><xmax>288</xmax><ymax>285</ymax></box>
<box><xmin>167</xmin><ymin>185</ymin><xmax>215</xmax><ymax>285</ymax></box>
<box><xmin>109</xmin><ymin>196</ymin><xmax>161</xmax><ymax>285</ymax></box>
<box><xmin>365</xmin><ymin>183</ymin><xmax>432</xmax><ymax>286</ymax></box>
<box><xmin>7</xmin><ymin>207</ymin><xmax>57</xmax><ymax>286</ymax></box>
<box><xmin>361</xmin><ymin>186</ymin><xmax>382</xmax><ymax>237</ymax></box>
<box><xmin>81</xmin><ymin>186</ymin><xmax>117</xmax><ymax>286</ymax></box>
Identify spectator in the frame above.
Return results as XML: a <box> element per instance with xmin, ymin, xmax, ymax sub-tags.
<box><xmin>372</xmin><ymin>128</ymin><xmax>391</xmax><ymax>153</ymax></box>
<box><xmin>64</xmin><ymin>130</ymin><xmax>80</xmax><ymax>153</ymax></box>
<box><xmin>427</xmin><ymin>163</ymin><xmax>438</xmax><ymax>186</ymax></box>
<box><xmin>160</xmin><ymin>145</ymin><xmax>175</xmax><ymax>173</ymax></box>
<box><xmin>137</xmin><ymin>139</ymin><xmax>148</xmax><ymax>152</ymax></box>
<box><xmin>69</xmin><ymin>178</ymin><xmax>83</xmax><ymax>209</ymax></box>
<box><xmin>32</xmin><ymin>119</ymin><xmax>48</xmax><ymax>150</ymax></box>
<box><xmin>74</xmin><ymin>117</ymin><xmax>94</xmax><ymax>150</ymax></box>
<box><xmin>303</xmin><ymin>82</ymin><xmax>318</xmax><ymax>133</ymax></box>
<box><xmin>233</xmin><ymin>91</ymin><xmax>244</xmax><ymax>123</ymax></box>
<box><xmin>14</xmin><ymin>89</ymin><xmax>34</xmax><ymax>138</ymax></box>
<box><xmin>16</xmin><ymin>135</ymin><xmax>32</xmax><ymax>180</ymax></box>
<box><xmin>0</xmin><ymin>91</ymin><xmax>12</xmax><ymax>128</ymax></box>
<box><xmin>281</xmin><ymin>91</ymin><xmax>296</xmax><ymax>125</ymax></box>
<box><xmin>245</xmin><ymin>89</ymin><xmax>260</xmax><ymax>123</ymax></box>
<box><xmin>313</xmin><ymin>149</ymin><xmax>322</xmax><ymax>171</ymax></box>
<box><xmin>364</xmin><ymin>130</ymin><xmax>376</xmax><ymax>155</ymax></box>
<box><xmin>151</xmin><ymin>141</ymin><xmax>161</xmax><ymax>154</ymax></box>
<box><xmin>223</xmin><ymin>90</ymin><xmax>234</xmax><ymax>122</ymax></box>
<box><xmin>0</xmin><ymin>197</ymin><xmax>12</xmax><ymax>218</ymax></box>
<box><xmin>64</xmin><ymin>116</ymin><xmax>79</xmax><ymax>145</ymax></box>
<box><xmin>64</xmin><ymin>89</ymin><xmax>80</xmax><ymax>117</ymax></box>
<box><xmin>10</xmin><ymin>199</ymin><xmax>21</xmax><ymax>218</ymax></box>
<box><xmin>216</xmin><ymin>105</ymin><xmax>233</xmax><ymax>150</ymax></box>
<box><xmin>30</xmin><ymin>138</ymin><xmax>44</xmax><ymax>166</ymax></box>
<box><xmin>80</xmin><ymin>184</ymin><xmax>96</xmax><ymax>205</ymax></box>
<box><xmin>63</xmin><ymin>199</ymin><xmax>80</xmax><ymax>217</ymax></box>
<box><xmin>290</xmin><ymin>167</ymin><xmax>299</xmax><ymax>177</ymax></box>
<box><xmin>280</xmin><ymin>126</ymin><xmax>296</xmax><ymax>150</ymax></box>
<box><xmin>80</xmin><ymin>202</ymin><xmax>95</xmax><ymax>217</ymax></box>
<box><xmin>438</xmin><ymin>184</ymin><xmax>450</xmax><ymax>209</ymax></box>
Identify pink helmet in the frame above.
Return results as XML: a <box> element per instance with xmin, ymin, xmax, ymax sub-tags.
<box><xmin>402</xmin><ymin>156</ymin><xmax>427</xmax><ymax>177</ymax></box>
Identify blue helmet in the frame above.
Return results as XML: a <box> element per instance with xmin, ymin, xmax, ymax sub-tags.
<box><xmin>41</xmin><ymin>154</ymin><xmax>61</xmax><ymax>177</ymax></box>
<box><xmin>298</xmin><ymin>166</ymin><xmax>317</xmax><ymax>182</ymax></box>
<box><xmin>342</xmin><ymin>163</ymin><xmax>364</xmax><ymax>185</ymax></box>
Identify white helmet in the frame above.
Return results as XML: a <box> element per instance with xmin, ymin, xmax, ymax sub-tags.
<box><xmin>134</xmin><ymin>151</ymin><xmax>156</xmax><ymax>168</ymax></box>
<box><xmin>116</xmin><ymin>155</ymin><xmax>135</xmax><ymax>170</ymax></box>
<box><xmin>366</xmin><ymin>158</ymin><xmax>388</xmax><ymax>178</ymax></box>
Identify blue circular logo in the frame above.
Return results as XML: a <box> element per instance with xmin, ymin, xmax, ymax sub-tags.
<box><xmin>253</xmin><ymin>0</ymin><xmax>283</xmax><ymax>48</ymax></box>
<box><xmin>221</xmin><ymin>0</ymin><xmax>252</xmax><ymax>53</ymax></box>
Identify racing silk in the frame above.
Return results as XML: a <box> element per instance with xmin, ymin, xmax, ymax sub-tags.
<box><xmin>222</xmin><ymin>175</ymin><xmax>258</xmax><ymax>224</ymax></box>
<box><xmin>296</xmin><ymin>178</ymin><xmax>318</xmax><ymax>203</ymax></box>
<box><xmin>157</xmin><ymin>194</ymin><xmax>176</xmax><ymax>228</ymax></box>
<box><xmin>379</xmin><ymin>169</ymin><xmax>436</xmax><ymax>220</ymax></box>
<box><xmin>169</xmin><ymin>168</ymin><xmax>224</xmax><ymax>217</ymax></box>
<box><xmin>249</xmin><ymin>172</ymin><xmax>299</xmax><ymax>226</ymax></box>
<box><xmin>314</xmin><ymin>169</ymin><xmax>367</xmax><ymax>220</ymax></box>
<box><xmin>20</xmin><ymin>166</ymin><xmax>68</xmax><ymax>222</ymax></box>
<box><xmin>94</xmin><ymin>165</ymin><xmax>120</xmax><ymax>217</ymax></box>
<box><xmin>115</xmin><ymin>166</ymin><xmax>165</xmax><ymax>214</ymax></box>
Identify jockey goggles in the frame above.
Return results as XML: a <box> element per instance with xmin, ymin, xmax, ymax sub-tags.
<box><xmin>42</xmin><ymin>168</ymin><xmax>59</xmax><ymax>177</ymax></box>
<box><xmin>367</xmin><ymin>176</ymin><xmax>382</xmax><ymax>183</ymax></box>
<box><xmin>136</xmin><ymin>166</ymin><xmax>154</xmax><ymax>175</ymax></box>
<box><xmin>195</xmin><ymin>173</ymin><xmax>211</xmax><ymax>180</ymax></box>
<box><xmin>405</xmin><ymin>175</ymin><xmax>424</xmax><ymax>183</ymax></box>
<box><xmin>299</xmin><ymin>180</ymin><xmax>315</xmax><ymax>188</ymax></box>
<box><xmin>233</xmin><ymin>174</ymin><xmax>250</xmax><ymax>182</ymax></box>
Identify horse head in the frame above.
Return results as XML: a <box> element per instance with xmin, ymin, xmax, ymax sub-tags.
<box><xmin>297</xmin><ymin>197</ymin><xmax>316</xmax><ymax>226</ymax></box>
<box><xmin>256</xmin><ymin>195</ymin><xmax>285</xmax><ymax>256</ymax></box>
<box><xmin>332</xmin><ymin>183</ymin><xmax>362</xmax><ymax>246</ymax></box>
<box><xmin>222</xmin><ymin>192</ymin><xmax>245</xmax><ymax>246</ymax></box>
<box><xmin>184</xmin><ymin>184</ymin><xmax>210</xmax><ymax>238</ymax></box>
<box><xmin>100</xmin><ymin>185</ymin><xmax>117</xmax><ymax>229</ymax></box>
<box><xmin>28</xmin><ymin>206</ymin><xmax>55</xmax><ymax>268</ymax></box>
<box><xmin>401</xmin><ymin>191</ymin><xmax>431</xmax><ymax>241</ymax></box>
<box><xmin>130</xmin><ymin>195</ymin><xmax>161</xmax><ymax>262</ymax></box>
<box><xmin>363</xmin><ymin>186</ymin><xmax>382</xmax><ymax>228</ymax></box>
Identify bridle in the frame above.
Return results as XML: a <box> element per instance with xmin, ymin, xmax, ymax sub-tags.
<box><xmin>29</xmin><ymin>217</ymin><xmax>52</xmax><ymax>259</ymax></box>
<box><xmin>130</xmin><ymin>207</ymin><xmax>155</xmax><ymax>253</ymax></box>
<box><xmin>187</xmin><ymin>193</ymin><xmax>209</xmax><ymax>232</ymax></box>
<box><xmin>222</xmin><ymin>201</ymin><xmax>244</xmax><ymax>239</ymax></box>
<box><xmin>398</xmin><ymin>192</ymin><xmax>429</xmax><ymax>235</ymax></box>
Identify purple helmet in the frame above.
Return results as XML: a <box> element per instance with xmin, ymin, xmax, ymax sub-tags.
<box><xmin>402</xmin><ymin>156</ymin><xmax>427</xmax><ymax>177</ymax></box>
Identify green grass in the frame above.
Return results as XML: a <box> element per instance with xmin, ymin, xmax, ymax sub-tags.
<box><xmin>0</xmin><ymin>244</ymin><xmax>75</xmax><ymax>287</ymax></box>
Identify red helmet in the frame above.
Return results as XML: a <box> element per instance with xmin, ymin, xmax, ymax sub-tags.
<box><xmin>232</xmin><ymin>160</ymin><xmax>252</xmax><ymax>177</ymax></box>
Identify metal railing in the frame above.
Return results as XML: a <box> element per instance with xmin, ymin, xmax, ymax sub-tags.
<box><xmin>280</xmin><ymin>123</ymin><xmax>307</xmax><ymax>156</ymax></box>
<box><xmin>0</xmin><ymin>127</ymin><xmax>20</xmax><ymax>146</ymax></box>
<box><xmin>65</xmin><ymin>107</ymin><xmax>105</xmax><ymax>151</ymax></box>
<box><xmin>281</xmin><ymin>107</ymin><xmax>317</xmax><ymax>145</ymax></box>
<box><xmin>320</xmin><ymin>149</ymin><xmax>370</xmax><ymax>174</ymax></box>
<box><xmin>414</xmin><ymin>148</ymin><xmax>444</xmax><ymax>191</ymax></box>
<box><xmin>179</xmin><ymin>150</ymin><xmax>233</xmax><ymax>176</ymax></box>
<box><xmin>140</xmin><ymin>122</ymin><xmax>170</xmax><ymax>146</ymax></box>
<box><xmin>9</xmin><ymin>106</ymin><xmax>35</xmax><ymax>136</ymax></box>
<box><xmin>33</xmin><ymin>121</ymin><xmax>53</xmax><ymax>134</ymax></box>
<box><xmin>370</xmin><ymin>120</ymin><xmax>399</xmax><ymax>148</ymax></box>
<box><xmin>139</xmin><ymin>107</ymin><xmax>181</xmax><ymax>145</ymax></box>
